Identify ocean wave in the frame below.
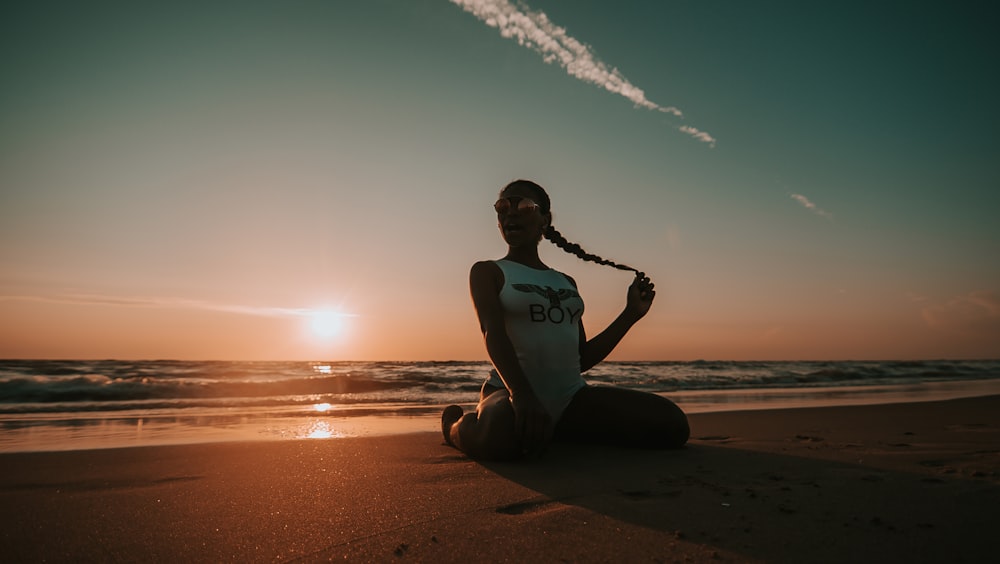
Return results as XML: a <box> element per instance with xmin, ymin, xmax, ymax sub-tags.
<box><xmin>0</xmin><ymin>374</ymin><xmax>420</xmax><ymax>403</ymax></box>
<box><xmin>0</xmin><ymin>359</ymin><xmax>996</xmax><ymax>412</ymax></box>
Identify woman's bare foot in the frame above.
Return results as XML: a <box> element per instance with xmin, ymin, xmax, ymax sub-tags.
<box><xmin>441</xmin><ymin>405</ymin><xmax>464</xmax><ymax>447</ymax></box>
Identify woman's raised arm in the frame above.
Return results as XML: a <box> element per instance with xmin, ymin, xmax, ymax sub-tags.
<box><xmin>579</xmin><ymin>273</ymin><xmax>655</xmax><ymax>372</ymax></box>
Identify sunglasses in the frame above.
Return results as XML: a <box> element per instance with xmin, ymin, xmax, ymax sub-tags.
<box><xmin>494</xmin><ymin>196</ymin><xmax>541</xmax><ymax>214</ymax></box>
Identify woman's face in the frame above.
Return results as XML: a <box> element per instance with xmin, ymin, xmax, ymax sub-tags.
<box><xmin>496</xmin><ymin>185</ymin><xmax>550</xmax><ymax>247</ymax></box>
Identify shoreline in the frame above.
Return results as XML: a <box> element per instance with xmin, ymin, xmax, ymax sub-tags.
<box><xmin>3</xmin><ymin>378</ymin><xmax>1000</xmax><ymax>453</ymax></box>
<box><xmin>1</xmin><ymin>394</ymin><xmax>998</xmax><ymax>562</ymax></box>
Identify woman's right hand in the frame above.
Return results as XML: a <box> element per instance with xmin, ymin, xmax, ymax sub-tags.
<box><xmin>624</xmin><ymin>271</ymin><xmax>656</xmax><ymax>322</ymax></box>
<box><xmin>510</xmin><ymin>391</ymin><xmax>552</xmax><ymax>457</ymax></box>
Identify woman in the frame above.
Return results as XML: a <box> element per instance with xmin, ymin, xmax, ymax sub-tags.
<box><xmin>442</xmin><ymin>180</ymin><xmax>689</xmax><ymax>460</ymax></box>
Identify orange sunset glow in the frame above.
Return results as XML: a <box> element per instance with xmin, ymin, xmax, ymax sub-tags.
<box><xmin>1</xmin><ymin>1</ymin><xmax>997</xmax><ymax>362</ymax></box>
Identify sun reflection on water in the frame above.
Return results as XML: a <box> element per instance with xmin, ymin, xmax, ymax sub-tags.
<box><xmin>304</xmin><ymin>420</ymin><xmax>341</xmax><ymax>439</ymax></box>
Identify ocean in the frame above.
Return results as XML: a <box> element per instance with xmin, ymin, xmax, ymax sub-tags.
<box><xmin>2</xmin><ymin>359</ymin><xmax>999</xmax><ymax>452</ymax></box>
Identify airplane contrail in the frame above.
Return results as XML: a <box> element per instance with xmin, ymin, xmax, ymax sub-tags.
<box><xmin>450</xmin><ymin>0</ymin><xmax>716</xmax><ymax>147</ymax></box>
<box><xmin>791</xmin><ymin>194</ymin><xmax>833</xmax><ymax>219</ymax></box>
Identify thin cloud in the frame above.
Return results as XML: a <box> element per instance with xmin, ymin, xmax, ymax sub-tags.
<box><xmin>790</xmin><ymin>193</ymin><xmax>833</xmax><ymax>219</ymax></box>
<box><xmin>679</xmin><ymin>126</ymin><xmax>716</xmax><ymax>148</ymax></box>
<box><xmin>922</xmin><ymin>290</ymin><xmax>1000</xmax><ymax>336</ymax></box>
<box><xmin>450</xmin><ymin>0</ymin><xmax>716</xmax><ymax>146</ymax></box>
<box><xmin>0</xmin><ymin>294</ymin><xmax>356</xmax><ymax>319</ymax></box>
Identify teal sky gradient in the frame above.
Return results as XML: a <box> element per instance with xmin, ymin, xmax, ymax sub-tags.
<box><xmin>2</xmin><ymin>0</ymin><xmax>998</xmax><ymax>360</ymax></box>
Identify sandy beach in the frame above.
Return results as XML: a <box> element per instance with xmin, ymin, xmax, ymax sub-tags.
<box><xmin>2</xmin><ymin>395</ymin><xmax>998</xmax><ymax>563</ymax></box>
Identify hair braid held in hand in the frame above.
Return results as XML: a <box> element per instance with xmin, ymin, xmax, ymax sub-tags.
<box><xmin>544</xmin><ymin>226</ymin><xmax>641</xmax><ymax>275</ymax></box>
<box><xmin>502</xmin><ymin>179</ymin><xmax>645</xmax><ymax>277</ymax></box>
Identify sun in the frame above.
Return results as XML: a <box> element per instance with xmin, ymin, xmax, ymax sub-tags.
<box><xmin>309</xmin><ymin>309</ymin><xmax>347</xmax><ymax>339</ymax></box>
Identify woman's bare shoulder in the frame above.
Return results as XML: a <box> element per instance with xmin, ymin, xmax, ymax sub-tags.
<box><xmin>470</xmin><ymin>259</ymin><xmax>498</xmax><ymax>272</ymax></box>
<box><xmin>470</xmin><ymin>260</ymin><xmax>503</xmax><ymax>290</ymax></box>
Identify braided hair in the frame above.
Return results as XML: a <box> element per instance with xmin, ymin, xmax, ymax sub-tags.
<box><xmin>501</xmin><ymin>180</ymin><xmax>644</xmax><ymax>276</ymax></box>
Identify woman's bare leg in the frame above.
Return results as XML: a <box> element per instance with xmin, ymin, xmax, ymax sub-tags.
<box><xmin>555</xmin><ymin>386</ymin><xmax>689</xmax><ymax>448</ymax></box>
<box><xmin>443</xmin><ymin>388</ymin><xmax>521</xmax><ymax>460</ymax></box>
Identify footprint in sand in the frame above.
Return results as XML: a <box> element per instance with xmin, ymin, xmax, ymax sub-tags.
<box><xmin>495</xmin><ymin>498</ymin><xmax>560</xmax><ymax>515</ymax></box>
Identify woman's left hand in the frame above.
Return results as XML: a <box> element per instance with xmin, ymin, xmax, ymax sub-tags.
<box><xmin>625</xmin><ymin>272</ymin><xmax>655</xmax><ymax>321</ymax></box>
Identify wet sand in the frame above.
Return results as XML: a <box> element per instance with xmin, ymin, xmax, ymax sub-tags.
<box><xmin>2</xmin><ymin>395</ymin><xmax>998</xmax><ymax>562</ymax></box>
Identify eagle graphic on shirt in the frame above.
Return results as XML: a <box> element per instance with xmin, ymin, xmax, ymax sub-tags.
<box><xmin>512</xmin><ymin>284</ymin><xmax>580</xmax><ymax>309</ymax></box>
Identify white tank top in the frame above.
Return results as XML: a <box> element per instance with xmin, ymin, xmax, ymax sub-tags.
<box><xmin>485</xmin><ymin>259</ymin><xmax>587</xmax><ymax>419</ymax></box>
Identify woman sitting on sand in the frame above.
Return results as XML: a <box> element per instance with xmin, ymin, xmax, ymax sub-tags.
<box><xmin>442</xmin><ymin>180</ymin><xmax>689</xmax><ymax>460</ymax></box>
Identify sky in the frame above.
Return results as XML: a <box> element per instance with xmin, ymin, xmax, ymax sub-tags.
<box><xmin>1</xmin><ymin>0</ymin><xmax>998</xmax><ymax>361</ymax></box>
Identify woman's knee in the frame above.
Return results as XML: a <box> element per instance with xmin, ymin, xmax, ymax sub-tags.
<box><xmin>637</xmin><ymin>394</ymin><xmax>689</xmax><ymax>448</ymax></box>
<box><xmin>655</xmin><ymin>401</ymin><xmax>690</xmax><ymax>448</ymax></box>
